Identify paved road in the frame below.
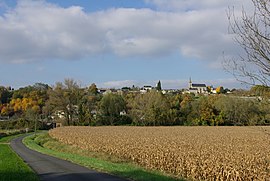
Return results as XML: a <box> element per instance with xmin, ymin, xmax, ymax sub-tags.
<box><xmin>10</xmin><ymin>136</ymin><xmax>130</xmax><ymax>181</ymax></box>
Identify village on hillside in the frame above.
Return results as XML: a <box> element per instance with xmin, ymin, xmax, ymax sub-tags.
<box><xmin>97</xmin><ymin>78</ymin><xmax>230</xmax><ymax>95</ymax></box>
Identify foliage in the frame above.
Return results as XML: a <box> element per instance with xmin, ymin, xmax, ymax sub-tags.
<box><xmin>45</xmin><ymin>79</ymin><xmax>82</xmax><ymax>125</ymax></box>
<box><xmin>250</xmin><ymin>85</ymin><xmax>270</xmax><ymax>97</ymax></box>
<box><xmin>1</xmin><ymin>80</ymin><xmax>270</xmax><ymax>127</ymax></box>
<box><xmin>156</xmin><ymin>80</ymin><xmax>162</xmax><ymax>91</ymax></box>
<box><xmin>128</xmin><ymin>91</ymin><xmax>171</xmax><ymax>126</ymax></box>
<box><xmin>215</xmin><ymin>86</ymin><xmax>224</xmax><ymax>94</ymax></box>
<box><xmin>98</xmin><ymin>93</ymin><xmax>127</xmax><ymax>125</ymax></box>
<box><xmin>0</xmin><ymin>86</ymin><xmax>12</xmax><ymax>104</ymax></box>
<box><xmin>88</xmin><ymin>83</ymin><xmax>98</xmax><ymax>95</ymax></box>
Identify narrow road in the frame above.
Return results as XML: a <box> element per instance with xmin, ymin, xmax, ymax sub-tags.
<box><xmin>10</xmin><ymin>136</ymin><xmax>129</xmax><ymax>181</ymax></box>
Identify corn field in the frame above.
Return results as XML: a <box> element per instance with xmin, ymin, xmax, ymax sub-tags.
<box><xmin>49</xmin><ymin>126</ymin><xmax>270</xmax><ymax>180</ymax></box>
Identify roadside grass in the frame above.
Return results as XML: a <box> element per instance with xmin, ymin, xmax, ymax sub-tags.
<box><xmin>0</xmin><ymin>133</ymin><xmax>25</xmax><ymax>143</ymax></box>
<box><xmin>24</xmin><ymin>133</ymin><xmax>185</xmax><ymax>181</ymax></box>
<box><xmin>0</xmin><ymin>135</ymin><xmax>39</xmax><ymax>181</ymax></box>
<box><xmin>0</xmin><ymin>129</ymin><xmax>35</xmax><ymax>143</ymax></box>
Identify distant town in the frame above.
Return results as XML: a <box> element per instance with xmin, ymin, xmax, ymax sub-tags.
<box><xmin>98</xmin><ymin>78</ymin><xmax>230</xmax><ymax>95</ymax></box>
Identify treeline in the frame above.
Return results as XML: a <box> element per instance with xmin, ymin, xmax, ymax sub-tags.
<box><xmin>0</xmin><ymin>79</ymin><xmax>270</xmax><ymax>129</ymax></box>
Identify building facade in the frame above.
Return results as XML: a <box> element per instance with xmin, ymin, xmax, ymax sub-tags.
<box><xmin>188</xmin><ymin>78</ymin><xmax>207</xmax><ymax>94</ymax></box>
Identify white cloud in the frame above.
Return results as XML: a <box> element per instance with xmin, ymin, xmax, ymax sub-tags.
<box><xmin>145</xmin><ymin>0</ymin><xmax>250</xmax><ymax>11</ymax></box>
<box><xmin>98</xmin><ymin>80</ymin><xmax>138</xmax><ymax>88</ymax></box>
<box><xmin>0</xmin><ymin>0</ymin><xmax>253</xmax><ymax>64</ymax></box>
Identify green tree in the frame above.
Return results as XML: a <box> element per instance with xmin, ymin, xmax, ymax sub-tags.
<box><xmin>179</xmin><ymin>94</ymin><xmax>196</xmax><ymax>125</ymax></box>
<box><xmin>198</xmin><ymin>96</ymin><xmax>219</xmax><ymax>125</ymax></box>
<box><xmin>214</xmin><ymin>96</ymin><xmax>261</xmax><ymax>125</ymax></box>
<box><xmin>88</xmin><ymin>83</ymin><xmax>98</xmax><ymax>95</ymax></box>
<box><xmin>78</xmin><ymin>88</ymin><xmax>100</xmax><ymax>126</ymax></box>
<box><xmin>250</xmin><ymin>85</ymin><xmax>270</xmax><ymax>97</ymax></box>
<box><xmin>156</xmin><ymin>80</ymin><xmax>162</xmax><ymax>91</ymax></box>
<box><xmin>0</xmin><ymin>86</ymin><xmax>12</xmax><ymax>104</ymax></box>
<box><xmin>99</xmin><ymin>93</ymin><xmax>126</xmax><ymax>125</ymax></box>
<box><xmin>128</xmin><ymin>91</ymin><xmax>170</xmax><ymax>126</ymax></box>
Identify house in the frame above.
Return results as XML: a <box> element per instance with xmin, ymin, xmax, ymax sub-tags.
<box><xmin>140</xmin><ymin>85</ymin><xmax>153</xmax><ymax>94</ymax></box>
<box><xmin>0</xmin><ymin>116</ymin><xmax>9</xmax><ymax>122</ymax></box>
<box><xmin>188</xmin><ymin>78</ymin><xmax>207</xmax><ymax>94</ymax></box>
<box><xmin>98</xmin><ymin>88</ymin><xmax>117</xmax><ymax>95</ymax></box>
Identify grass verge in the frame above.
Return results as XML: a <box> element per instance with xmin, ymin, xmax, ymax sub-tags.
<box><xmin>0</xmin><ymin>137</ymin><xmax>39</xmax><ymax>181</ymax></box>
<box><xmin>23</xmin><ymin>133</ymin><xmax>184</xmax><ymax>181</ymax></box>
<box><xmin>0</xmin><ymin>133</ymin><xmax>25</xmax><ymax>143</ymax></box>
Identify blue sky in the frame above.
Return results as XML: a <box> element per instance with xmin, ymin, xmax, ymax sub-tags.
<box><xmin>0</xmin><ymin>0</ymin><xmax>251</xmax><ymax>89</ymax></box>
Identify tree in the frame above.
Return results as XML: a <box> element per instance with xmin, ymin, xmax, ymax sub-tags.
<box><xmin>77</xmin><ymin>87</ymin><xmax>100</xmax><ymax>126</ymax></box>
<box><xmin>226</xmin><ymin>0</ymin><xmax>270</xmax><ymax>86</ymax></box>
<box><xmin>98</xmin><ymin>93</ymin><xmax>126</xmax><ymax>125</ymax></box>
<box><xmin>0</xmin><ymin>86</ymin><xmax>12</xmax><ymax>104</ymax></box>
<box><xmin>250</xmin><ymin>85</ymin><xmax>270</xmax><ymax>97</ymax></box>
<box><xmin>156</xmin><ymin>80</ymin><xmax>162</xmax><ymax>91</ymax></box>
<box><xmin>88</xmin><ymin>83</ymin><xmax>98</xmax><ymax>95</ymax></box>
<box><xmin>216</xmin><ymin>86</ymin><xmax>224</xmax><ymax>94</ymax></box>
<box><xmin>128</xmin><ymin>91</ymin><xmax>170</xmax><ymax>126</ymax></box>
<box><xmin>46</xmin><ymin>79</ymin><xmax>82</xmax><ymax>125</ymax></box>
<box><xmin>214</xmin><ymin>96</ymin><xmax>261</xmax><ymax>125</ymax></box>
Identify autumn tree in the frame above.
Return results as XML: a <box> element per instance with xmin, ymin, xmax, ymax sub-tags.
<box><xmin>197</xmin><ymin>96</ymin><xmax>221</xmax><ymax>125</ymax></box>
<box><xmin>46</xmin><ymin>79</ymin><xmax>82</xmax><ymax>125</ymax></box>
<box><xmin>216</xmin><ymin>86</ymin><xmax>224</xmax><ymax>94</ymax></box>
<box><xmin>226</xmin><ymin>0</ymin><xmax>270</xmax><ymax>86</ymax></box>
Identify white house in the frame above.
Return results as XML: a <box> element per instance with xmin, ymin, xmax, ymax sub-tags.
<box><xmin>140</xmin><ymin>85</ymin><xmax>153</xmax><ymax>94</ymax></box>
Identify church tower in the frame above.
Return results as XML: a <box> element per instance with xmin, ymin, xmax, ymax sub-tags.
<box><xmin>189</xmin><ymin>77</ymin><xmax>192</xmax><ymax>89</ymax></box>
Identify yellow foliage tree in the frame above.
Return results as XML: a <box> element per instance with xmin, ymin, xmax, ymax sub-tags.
<box><xmin>216</xmin><ymin>86</ymin><xmax>224</xmax><ymax>94</ymax></box>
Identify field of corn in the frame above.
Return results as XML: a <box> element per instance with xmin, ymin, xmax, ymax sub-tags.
<box><xmin>49</xmin><ymin>126</ymin><xmax>270</xmax><ymax>180</ymax></box>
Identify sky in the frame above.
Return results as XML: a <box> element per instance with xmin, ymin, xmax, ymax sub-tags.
<box><xmin>0</xmin><ymin>0</ymin><xmax>253</xmax><ymax>89</ymax></box>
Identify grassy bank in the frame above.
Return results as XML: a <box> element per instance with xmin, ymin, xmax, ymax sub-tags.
<box><xmin>0</xmin><ymin>133</ymin><xmax>25</xmax><ymax>143</ymax></box>
<box><xmin>0</xmin><ymin>129</ymin><xmax>34</xmax><ymax>143</ymax></box>
<box><xmin>0</xmin><ymin>135</ymin><xmax>39</xmax><ymax>181</ymax></box>
<box><xmin>23</xmin><ymin>133</ymin><xmax>184</xmax><ymax>181</ymax></box>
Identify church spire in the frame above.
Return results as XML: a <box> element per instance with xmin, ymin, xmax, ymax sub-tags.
<box><xmin>189</xmin><ymin>77</ymin><xmax>192</xmax><ymax>89</ymax></box>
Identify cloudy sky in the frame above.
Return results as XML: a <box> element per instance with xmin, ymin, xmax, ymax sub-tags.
<box><xmin>0</xmin><ymin>0</ymin><xmax>253</xmax><ymax>89</ymax></box>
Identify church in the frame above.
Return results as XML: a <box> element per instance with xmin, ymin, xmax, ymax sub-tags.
<box><xmin>188</xmin><ymin>78</ymin><xmax>207</xmax><ymax>94</ymax></box>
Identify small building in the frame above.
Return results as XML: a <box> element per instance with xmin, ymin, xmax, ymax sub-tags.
<box><xmin>0</xmin><ymin>116</ymin><xmax>9</xmax><ymax>122</ymax></box>
<box><xmin>140</xmin><ymin>85</ymin><xmax>153</xmax><ymax>94</ymax></box>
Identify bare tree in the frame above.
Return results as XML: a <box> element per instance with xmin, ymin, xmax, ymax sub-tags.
<box><xmin>225</xmin><ymin>0</ymin><xmax>270</xmax><ymax>86</ymax></box>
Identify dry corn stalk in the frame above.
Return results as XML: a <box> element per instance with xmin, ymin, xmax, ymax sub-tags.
<box><xmin>49</xmin><ymin>126</ymin><xmax>270</xmax><ymax>180</ymax></box>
